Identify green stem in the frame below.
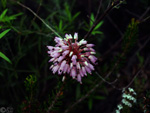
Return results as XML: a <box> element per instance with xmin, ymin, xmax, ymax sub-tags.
<box><xmin>17</xmin><ymin>1</ymin><xmax>62</xmax><ymax>38</ymax></box>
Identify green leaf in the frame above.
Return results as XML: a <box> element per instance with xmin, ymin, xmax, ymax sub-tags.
<box><xmin>0</xmin><ymin>9</ymin><xmax>8</xmax><ymax>20</ymax></box>
<box><xmin>91</xmin><ymin>31</ymin><xmax>103</xmax><ymax>35</ymax></box>
<box><xmin>59</xmin><ymin>20</ymin><xmax>63</xmax><ymax>30</ymax></box>
<box><xmin>72</xmin><ymin>12</ymin><xmax>80</xmax><ymax>21</ymax></box>
<box><xmin>90</xmin><ymin>13</ymin><xmax>95</xmax><ymax>27</ymax></box>
<box><xmin>8</xmin><ymin>12</ymin><xmax>23</xmax><ymax>20</ymax></box>
<box><xmin>0</xmin><ymin>51</ymin><xmax>12</xmax><ymax>64</ymax></box>
<box><xmin>0</xmin><ymin>10</ymin><xmax>23</xmax><ymax>23</ymax></box>
<box><xmin>94</xmin><ymin>21</ymin><xmax>103</xmax><ymax>30</ymax></box>
<box><xmin>65</xmin><ymin>3</ymin><xmax>72</xmax><ymax>22</ymax></box>
<box><xmin>0</xmin><ymin>29</ymin><xmax>10</xmax><ymax>39</ymax></box>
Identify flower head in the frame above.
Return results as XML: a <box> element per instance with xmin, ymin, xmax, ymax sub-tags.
<box><xmin>47</xmin><ymin>33</ymin><xmax>97</xmax><ymax>84</ymax></box>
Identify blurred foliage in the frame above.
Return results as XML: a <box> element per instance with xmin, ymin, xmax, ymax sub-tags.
<box><xmin>18</xmin><ymin>75</ymin><xmax>43</xmax><ymax>113</ymax></box>
<box><xmin>122</xmin><ymin>18</ymin><xmax>139</xmax><ymax>54</ymax></box>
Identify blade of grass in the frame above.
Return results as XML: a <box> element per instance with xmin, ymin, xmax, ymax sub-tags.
<box><xmin>0</xmin><ymin>29</ymin><xmax>11</xmax><ymax>39</ymax></box>
<box><xmin>0</xmin><ymin>51</ymin><xmax>12</xmax><ymax>64</ymax></box>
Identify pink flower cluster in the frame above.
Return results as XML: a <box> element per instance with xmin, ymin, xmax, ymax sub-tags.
<box><xmin>47</xmin><ymin>33</ymin><xmax>97</xmax><ymax>84</ymax></box>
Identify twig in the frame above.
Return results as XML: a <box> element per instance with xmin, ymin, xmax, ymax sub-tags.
<box><xmin>125</xmin><ymin>9</ymin><xmax>140</xmax><ymax>18</ymax></box>
<box><xmin>118</xmin><ymin>68</ymin><xmax>142</xmax><ymax>90</ymax></box>
<box><xmin>106</xmin><ymin>15</ymin><xmax>123</xmax><ymax>36</ymax></box>
<box><xmin>139</xmin><ymin>7</ymin><xmax>150</xmax><ymax>22</ymax></box>
<box><xmin>84</xmin><ymin>0</ymin><xmax>122</xmax><ymax>39</ymax></box>
<box><xmin>95</xmin><ymin>0</ymin><xmax>103</xmax><ymax>20</ymax></box>
<box><xmin>96</xmin><ymin>71</ymin><xmax>118</xmax><ymax>85</ymax></box>
<box><xmin>102</xmin><ymin>37</ymin><xmax>122</xmax><ymax>58</ymax></box>
<box><xmin>17</xmin><ymin>1</ymin><xmax>62</xmax><ymax>38</ymax></box>
<box><xmin>142</xmin><ymin>16</ymin><xmax>150</xmax><ymax>22</ymax></box>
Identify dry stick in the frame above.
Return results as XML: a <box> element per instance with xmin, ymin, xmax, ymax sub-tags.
<box><xmin>84</xmin><ymin>1</ymin><xmax>121</xmax><ymax>39</ymax></box>
<box><xmin>17</xmin><ymin>1</ymin><xmax>62</xmax><ymax>39</ymax></box>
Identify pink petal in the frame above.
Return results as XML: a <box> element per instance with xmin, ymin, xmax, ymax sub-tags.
<box><xmin>58</xmin><ymin>56</ymin><xmax>65</xmax><ymax>62</ymax></box>
<box><xmin>52</xmin><ymin>65</ymin><xmax>59</xmax><ymax>74</ymax></box>
<box><xmin>63</xmin><ymin>64</ymin><xmax>69</xmax><ymax>74</ymax></box>
<box><xmin>88</xmin><ymin>63</ymin><xmax>95</xmax><ymax>70</ymax></box>
<box><xmin>77</xmin><ymin>74</ymin><xmax>82</xmax><ymax>84</ymax></box>
<box><xmin>86</xmin><ymin>44</ymin><xmax>95</xmax><ymax>48</ymax></box>
<box><xmin>74</xmin><ymin>33</ymin><xmax>78</xmax><ymax>40</ymax></box>
<box><xmin>70</xmin><ymin>67</ymin><xmax>76</xmax><ymax>78</ymax></box>
<box><xmin>62</xmin><ymin>50</ymin><xmax>69</xmax><ymax>56</ymax></box>
<box><xmin>85</xmin><ymin>66</ymin><xmax>92</xmax><ymax>74</ymax></box>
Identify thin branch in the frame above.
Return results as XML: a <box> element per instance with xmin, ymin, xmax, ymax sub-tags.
<box><xmin>95</xmin><ymin>0</ymin><xmax>103</xmax><ymax>20</ymax></box>
<box><xmin>125</xmin><ymin>9</ymin><xmax>140</xmax><ymax>18</ymax></box>
<box><xmin>96</xmin><ymin>71</ymin><xmax>118</xmax><ymax>85</ymax></box>
<box><xmin>84</xmin><ymin>0</ymin><xmax>122</xmax><ymax>39</ymax></box>
<box><xmin>142</xmin><ymin>16</ymin><xmax>150</xmax><ymax>22</ymax></box>
<box><xmin>17</xmin><ymin>1</ymin><xmax>62</xmax><ymax>38</ymax></box>
<box><xmin>118</xmin><ymin>68</ymin><xmax>142</xmax><ymax>90</ymax></box>
<box><xmin>102</xmin><ymin>37</ymin><xmax>122</xmax><ymax>58</ymax></box>
<box><xmin>139</xmin><ymin>7</ymin><xmax>150</xmax><ymax>22</ymax></box>
<box><xmin>106</xmin><ymin>15</ymin><xmax>123</xmax><ymax>36</ymax></box>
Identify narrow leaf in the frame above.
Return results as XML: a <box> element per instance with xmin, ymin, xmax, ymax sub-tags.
<box><xmin>72</xmin><ymin>12</ymin><xmax>80</xmax><ymax>21</ymax></box>
<box><xmin>0</xmin><ymin>51</ymin><xmax>12</xmax><ymax>64</ymax></box>
<box><xmin>0</xmin><ymin>29</ymin><xmax>10</xmax><ymax>39</ymax></box>
<box><xmin>91</xmin><ymin>31</ymin><xmax>103</xmax><ymax>35</ymax></box>
<box><xmin>90</xmin><ymin>13</ymin><xmax>95</xmax><ymax>27</ymax></box>
<box><xmin>94</xmin><ymin>21</ymin><xmax>104</xmax><ymax>30</ymax></box>
<box><xmin>0</xmin><ymin>9</ymin><xmax>8</xmax><ymax>20</ymax></box>
<box><xmin>59</xmin><ymin>20</ymin><xmax>63</xmax><ymax>30</ymax></box>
